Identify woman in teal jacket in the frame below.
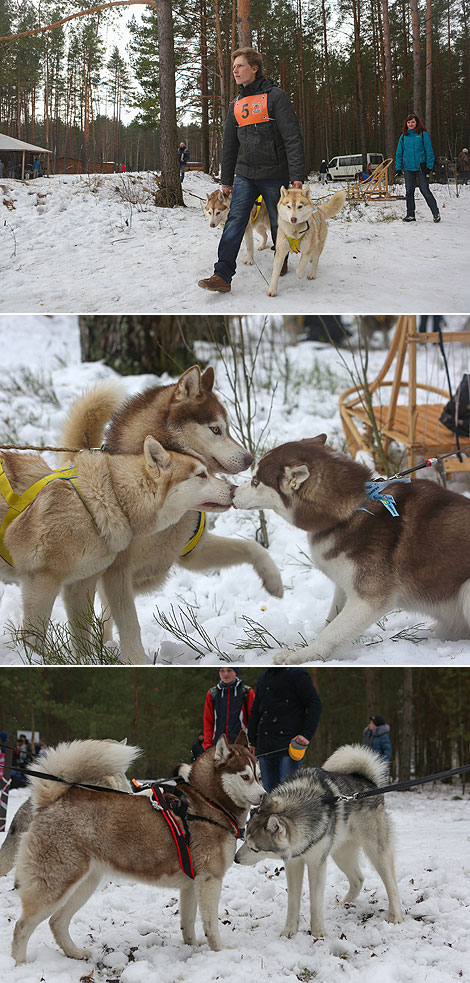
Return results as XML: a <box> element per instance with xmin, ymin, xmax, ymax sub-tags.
<box><xmin>395</xmin><ymin>112</ymin><xmax>440</xmax><ymax>223</ymax></box>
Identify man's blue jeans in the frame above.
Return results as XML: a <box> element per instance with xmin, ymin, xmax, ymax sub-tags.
<box><xmin>259</xmin><ymin>752</ymin><xmax>302</xmax><ymax>793</ymax></box>
<box><xmin>404</xmin><ymin>169</ymin><xmax>439</xmax><ymax>217</ymax></box>
<box><xmin>214</xmin><ymin>174</ymin><xmax>284</xmax><ymax>283</ymax></box>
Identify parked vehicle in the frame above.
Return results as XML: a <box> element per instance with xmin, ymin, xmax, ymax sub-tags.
<box><xmin>327</xmin><ymin>153</ymin><xmax>384</xmax><ymax>181</ymax></box>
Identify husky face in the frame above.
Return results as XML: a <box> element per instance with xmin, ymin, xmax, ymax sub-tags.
<box><xmin>203</xmin><ymin>190</ymin><xmax>231</xmax><ymax>228</ymax></box>
<box><xmin>233</xmin><ymin>436</ymin><xmax>330</xmax><ymax>526</ymax></box>
<box><xmin>169</xmin><ymin>367</ymin><xmax>253</xmax><ymax>475</ymax></box>
<box><xmin>277</xmin><ymin>185</ymin><xmax>314</xmax><ymax>226</ymax></box>
<box><xmin>149</xmin><ymin>446</ymin><xmax>235</xmax><ymax>528</ymax></box>
<box><xmin>213</xmin><ymin>735</ymin><xmax>265</xmax><ymax>808</ymax></box>
<box><xmin>235</xmin><ymin>806</ymin><xmax>290</xmax><ymax>863</ymax></box>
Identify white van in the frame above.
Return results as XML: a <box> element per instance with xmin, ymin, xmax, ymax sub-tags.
<box><xmin>327</xmin><ymin>153</ymin><xmax>384</xmax><ymax>181</ymax></box>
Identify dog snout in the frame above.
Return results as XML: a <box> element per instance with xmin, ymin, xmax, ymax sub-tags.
<box><xmin>243</xmin><ymin>450</ymin><xmax>254</xmax><ymax>468</ymax></box>
<box><xmin>228</xmin><ymin>483</ymin><xmax>237</xmax><ymax>500</ymax></box>
<box><xmin>290</xmin><ymin>216</ymin><xmax>298</xmax><ymax>224</ymax></box>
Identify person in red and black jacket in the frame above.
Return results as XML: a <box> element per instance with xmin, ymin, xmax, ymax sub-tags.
<box><xmin>203</xmin><ymin>667</ymin><xmax>255</xmax><ymax>749</ymax></box>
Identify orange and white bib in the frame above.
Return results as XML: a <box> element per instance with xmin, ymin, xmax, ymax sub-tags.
<box><xmin>234</xmin><ymin>93</ymin><xmax>269</xmax><ymax>127</ymax></box>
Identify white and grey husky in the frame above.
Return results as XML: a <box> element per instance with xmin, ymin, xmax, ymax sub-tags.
<box><xmin>235</xmin><ymin>744</ymin><xmax>403</xmax><ymax>937</ymax></box>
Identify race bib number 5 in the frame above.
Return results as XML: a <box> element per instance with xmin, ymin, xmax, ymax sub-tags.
<box><xmin>234</xmin><ymin>93</ymin><xmax>269</xmax><ymax>127</ymax></box>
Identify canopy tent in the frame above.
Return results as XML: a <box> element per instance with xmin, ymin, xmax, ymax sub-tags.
<box><xmin>0</xmin><ymin>133</ymin><xmax>51</xmax><ymax>179</ymax></box>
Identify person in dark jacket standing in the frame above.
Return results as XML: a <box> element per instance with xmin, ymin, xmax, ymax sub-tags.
<box><xmin>202</xmin><ymin>667</ymin><xmax>255</xmax><ymax>749</ymax></box>
<box><xmin>178</xmin><ymin>142</ymin><xmax>189</xmax><ymax>183</ymax></box>
<box><xmin>395</xmin><ymin>112</ymin><xmax>440</xmax><ymax>223</ymax></box>
<box><xmin>248</xmin><ymin>667</ymin><xmax>322</xmax><ymax>791</ymax></box>
<box><xmin>198</xmin><ymin>47</ymin><xmax>305</xmax><ymax>293</ymax></box>
<box><xmin>362</xmin><ymin>715</ymin><xmax>393</xmax><ymax>765</ymax></box>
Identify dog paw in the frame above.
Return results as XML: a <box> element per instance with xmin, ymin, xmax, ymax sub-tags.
<box><xmin>307</xmin><ymin>272</ymin><xmax>316</xmax><ymax>280</ymax></box>
<box><xmin>261</xmin><ymin>569</ymin><xmax>284</xmax><ymax>598</ymax></box>
<box><xmin>280</xmin><ymin>926</ymin><xmax>298</xmax><ymax>939</ymax></box>
<box><xmin>267</xmin><ymin>288</ymin><xmax>277</xmax><ymax>297</ymax></box>
<box><xmin>273</xmin><ymin>651</ymin><xmax>289</xmax><ymax>665</ymax></box>
<box><xmin>243</xmin><ymin>259</ymin><xmax>254</xmax><ymax>265</ymax></box>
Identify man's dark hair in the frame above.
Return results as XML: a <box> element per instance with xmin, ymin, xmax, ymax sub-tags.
<box><xmin>231</xmin><ymin>47</ymin><xmax>263</xmax><ymax>76</ymax></box>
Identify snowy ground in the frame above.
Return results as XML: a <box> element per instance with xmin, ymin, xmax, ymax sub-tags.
<box><xmin>0</xmin><ymin>784</ymin><xmax>468</xmax><ymax>982</ymax></box>
<box><xmin>1</xmin><ymin>171</ymin><xmax>469</xmax><ymax>314</ymax></box>
<box><xmin>0</xmin><ymin>314</ymin><xmax>469</xmax><ymax>666</ymax></box>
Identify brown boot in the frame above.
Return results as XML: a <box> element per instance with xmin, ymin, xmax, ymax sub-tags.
<box><xmin>198</xmin><ymin>274</ymin><xmax>231</xmax><ymax>293</ymax></box>
<box><xmin>280</xmin><ymin>256</ymin><xmax>288</xmax><ymax>277</ymax></box>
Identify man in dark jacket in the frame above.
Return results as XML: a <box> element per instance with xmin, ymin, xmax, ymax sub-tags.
<box><xmin>248</xmin><ymin>667</ymin><xmax>322</xmax><ymax>791</ymax></box>
<box><xmin>198</xmin><ymin>47</ymin><xmax>305</xmax><ymax>293</ymax></box>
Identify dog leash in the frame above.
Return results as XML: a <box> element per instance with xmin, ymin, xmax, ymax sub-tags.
<box><xmin>324</xmin><ymin>763</ymin><xmax>470</xmax><ymax>804</ymax></box>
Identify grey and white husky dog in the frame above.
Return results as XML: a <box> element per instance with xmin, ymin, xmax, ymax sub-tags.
<box><xmin>235</xmin><ymin>744</ymin><xmax>403</xmax><ymax>937</ymax></box>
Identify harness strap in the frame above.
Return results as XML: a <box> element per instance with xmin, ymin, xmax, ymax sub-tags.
<box><xmin>251</xmin><ymin>195</ymin><xmax>263</xmax><ymax>223</ymax></box>
<box><xmin>284</xmin><ymin>221</ymin><xmax>311</xmax><ymax>254</ymax></box>
<box><xmin>179</xmin><ymin>511</ymin><xmax>205</xmax><ymax>557</ymax></box>
<box><xmin>195</xmin><ymin>791</ymin><xmax>241</xmax><ymax>838</ymax></box>
<box><xmin>0</xmin><ymin>463</ymin><xmax>89</xmax><ymax>566</ymax></box>
<box><xmin>150</xmin><ymin>783</ymin><xmax>196</xmax><ymax>879</ymax></box>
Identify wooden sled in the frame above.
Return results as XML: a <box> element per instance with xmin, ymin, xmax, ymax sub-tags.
<box><xmin>339</xmin><ymin>315</ymin><xmax>470</xmax><ymax>480</ymax></box>
<box><xmin>346</xmin><ymin>158</ymin><xmax>405</xmax><ymax>202</ymax></box>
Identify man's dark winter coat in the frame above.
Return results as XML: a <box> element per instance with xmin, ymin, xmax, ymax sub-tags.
<box><xmin>221</xmin><ymin>76</ymin><xmax>305</xmax><ymax>186</ymax></box>
<box><xmin>248</xmin><ymin>667</ymin><xmax>322</xmax><ymax>756</ymax></box>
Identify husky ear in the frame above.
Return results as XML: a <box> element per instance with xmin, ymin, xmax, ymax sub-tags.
<box><xmin>313</xmin><ymin>433</ymin><xmax>327</xmax><ymax>445</ymax></box>
<box><xmin>173</xmin><ymin>365</ymin><xmax>202</xmax><ymax>402</ymax></box>
<box><xmin>266</xmin><ymin>815</ymin><xmax>287</xmax><ymax>838</ymax></box>
<box><xmin>284</xmin><ymin>463</ymin><xmax>310</xmax><ymax>490</ymax></box>
<box><xmin>206</xmin><ymin>192</ymin><xmax>210</xmax><ymax>200</ymax></box>
<box><xmin>217</xmin><ymin>190</ymin><xmax>225</xmax><ymax>201</ymax></box>
<box><xmin>143</xmin><ymin>436</ymin><xmax>172</xmax><ymax>473</ymax></box>
<box><xmin>280</xmin><ymin>185</ymin><xmax>288</xmax><ymax>198</ymax></box>
<box><xmin>120</xmin><ymin>738</ymin><xmax>128</xmax><ymax>745</ymax></box>
<box><xmin>303</xmin><ymin>183</ymin><xmax>311</xmax><ymax>196</ymax></box>
<box><xmin>234</xmin><ymin>731</ymin><xmax>249</xmax><ymax>748</ymax></box>
<box><xmin>214</xmin><ymin>734</ymin><xmax>231</xmax><ymax>766</ymax></box>
<box><xmin>201</xmin><ymin>366</ymin><xmax>215</xmax><ymax>391</ymax></box>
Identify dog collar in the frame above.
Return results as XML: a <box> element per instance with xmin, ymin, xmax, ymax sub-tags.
<box><xmin>358</xmin><ymin>477</ymin><xmax>411</xmax><ymax>518</ymax></box>
<box><xmin>179</xmin><ymin>511</ymin><xmax>206</xmax><ymax>557</ymax></box>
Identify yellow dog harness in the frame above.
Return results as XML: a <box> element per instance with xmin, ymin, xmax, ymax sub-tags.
<box><xmin>284</xmin><ymin>210</ymin><xmax>321</xmax><ymax>254</ymax></box>
<box><xmin>0</xmin><ymin>462</ymin><xmax>86</xmax><ymax>566</ymax></box>
<box><xmin>0</xmin><ymin>460</ymin><xmax>206</xmax><ymax>566</ymax></box>
<box><xmin>179</xmin><ymin>511</ymin><xmax>206</xmax><ymax>557</ymax></box>
<box><xmin>251</xmin><ymin>196</ymin><xmax>263</xmax><ymax>223</ymax></box>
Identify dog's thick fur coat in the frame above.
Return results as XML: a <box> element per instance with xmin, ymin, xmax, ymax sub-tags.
<box><xmin>233</xmin><ymin>434</ymin><xmax>470</xmax><ymax>662</ymax></box>
<box><xmin>60</xmin><ymin>366</ymin><xmax>283</xmax><ymax>662</ymax></box>
<box><xmin>0</xmin><ymin>434</ymin><xmax>233</xmax><ymax>659</ymax></box>
<box><xmin>268</xmin><ymin>186</ymin><xmax>346</xmax><ymax>296</ymax></box>
<box><xmin>203</xmin><ymin>189</ymin><xmax>271</xmax><ymax>265</ymax></box>
<box><xmin>235</xmin><ymin>744</ymin><xmax>403</xmax><ymax>936</ymax></box>
<box><xmin>12</xmin><ymin>734</ymin><xmax>264</xmax><ymax>964</ymax></box>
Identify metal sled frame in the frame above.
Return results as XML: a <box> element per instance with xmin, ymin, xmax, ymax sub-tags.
<box><xmin>339</xmin><ymin>315</ymin><xmax>470</xmax><ymax>479</ymax></box>
<box><xmin>346</xmin><ymin>158</ymin><xmax>405</xmax><ymax>202</ymax></box>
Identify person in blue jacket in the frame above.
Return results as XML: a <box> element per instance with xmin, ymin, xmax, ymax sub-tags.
<box><xmin>362</xmin><ymin>715</ymin><xmax>393</xmax><ymax>765</ymax></box>
<box><xmin>395</xmin><ymin>112</ymin><xmax>440</xmax><ymax>223</ymax></box>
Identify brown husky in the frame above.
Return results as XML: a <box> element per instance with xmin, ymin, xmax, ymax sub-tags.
<box><xmin>203</xmin><ymin>188</ymin><xmax>271</xmax><ymax>264</ymax></box>
<box><xmin>268</xmin><ymin>186</ymin><xmax>346</xmax><ymax>296</ymax></box>
<box><xmin>12</xmin><ymin>734</ymin><xmax>264</xmax><ymax>964</ymax></box>
<box><xmin>233</xmin><ymin>435</ymin><xmax>470</xmax><ymax>662</ymax></box>
<box><xmin>60</xmin><ymin>366</ymin><xmax>283</xmax><ymax>662</ymax></box>
<box><xmin>0</xmin><ymin>437</ymin><xmax>234</xmax><ymax>660</ymax></box>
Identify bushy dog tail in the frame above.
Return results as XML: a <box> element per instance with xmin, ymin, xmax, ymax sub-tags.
<box><xmin>322</xmin><ymin>743</ymin><xmax>387</xmax><ymax>786</ymax></box>
<box><xmin>29</xmin><ymin>739</ymin><xmax>141</xmax><ymax>811</ymax></box>
<box><xmin>318</xmin><ymin>189</ymin><xmax>347</xmax><ymax>219</ymax></box>
<box><xmin>59</xmin><ymin>380</ymin><xmax>126</xmax><ymax>463</ymax></box>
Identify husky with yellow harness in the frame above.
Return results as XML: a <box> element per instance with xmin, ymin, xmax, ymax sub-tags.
<box><xmin>0</xmin><ymin>439</ymin><xmax>234</xmax><ymax>663</ymax></box>
<box><xmin>203</xmin><ymin>189</ymin><xmax>271</xmax><ymax>265</ymax></box>
<box><xmin>58</xmin><ymin>366</ymin><xmax>283</xmax><ymax>660</ymax></box>
<box><xmin>268</xmin><ymin>186</ymin><xmax>346</xmax><ymax>297</ymax></box>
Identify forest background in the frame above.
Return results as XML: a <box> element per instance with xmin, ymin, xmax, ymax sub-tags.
<box><xmin>0</xmin><ymin>667</ymin><xmax>468</xmax><ymax>785</ymax></box>
<box><xmin>0</xmin><ymin>0</ymin><xmax>468</xmax><ymax>180</ymax></box>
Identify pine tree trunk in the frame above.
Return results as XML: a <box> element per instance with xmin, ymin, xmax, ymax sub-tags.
<box><xmin>409</xmin><ymin>0</ymin><xmax>422</xmax><ymax>118</ymax></box>
<box><xmin>399</xmin><ymin>668</ymin><xmax>413</xmax><ymax>781</ymax></box>
<box><xmin>155</xmin><ymin>0</ymin><xmax>183</xmax><ymax>206</ymax></box>
<box><xmin>237</xmin><ymin>0</ymin><xmax>251</xmax><ymax>46</ymax></box>
<box><xmin>382</xmin><ymin>0</ymin><xmax>396</xmax><ymax>164</ymax></box>
<box><xmin>200</xmin><ymin>0</ymin><xmax>210</xmax><ymax>172</ymax></box>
